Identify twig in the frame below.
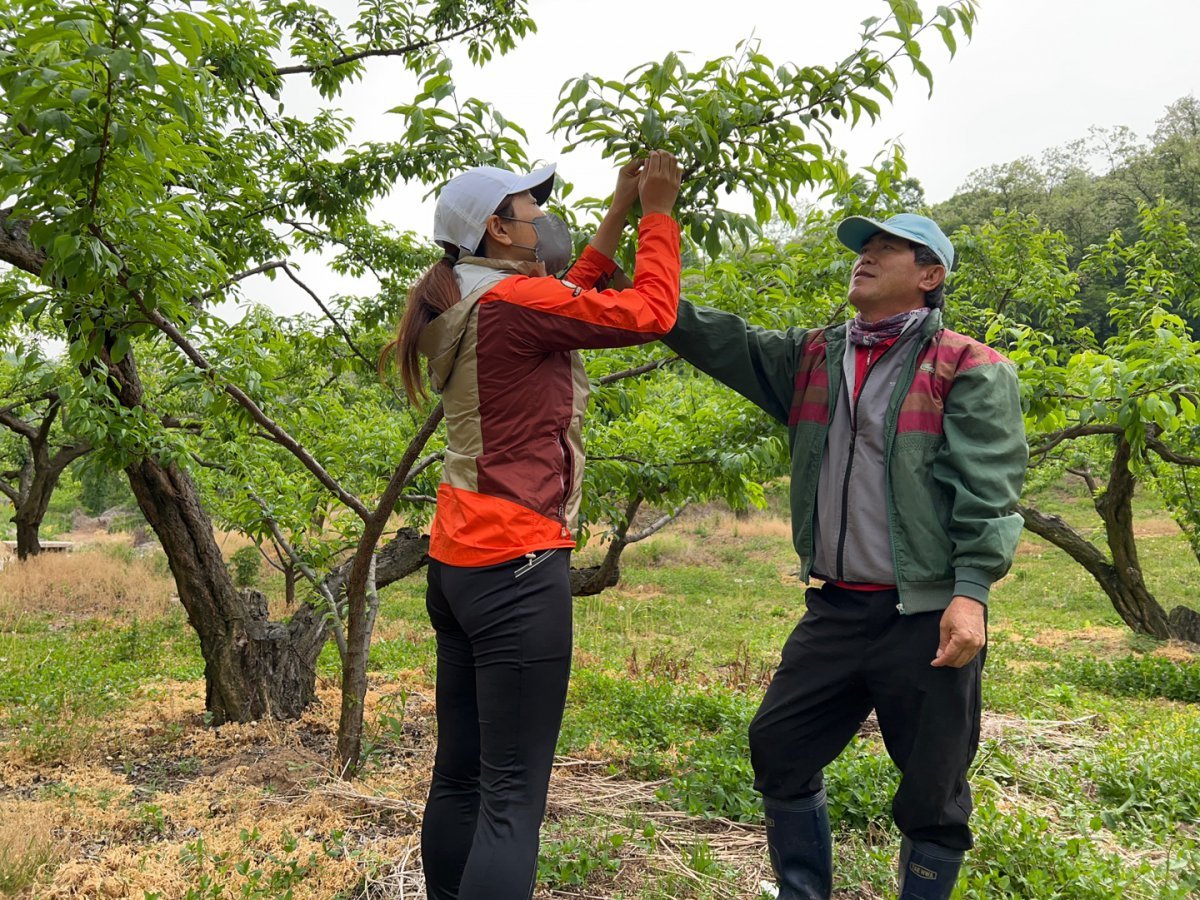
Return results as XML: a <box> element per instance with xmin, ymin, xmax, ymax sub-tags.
<box><xmin>274</xmin><ymin>21</ymin><xmax>490</xmax><ymax>77</ymax></box>
<box><xmin>279</xmin><ymin>263</ymin><xmax>374</xmax><ymax>371</ymax></box>
<box><xmin>596</xmin><ymin>356</ymin><xmax>680</xmax><ymax>386</ymax></box>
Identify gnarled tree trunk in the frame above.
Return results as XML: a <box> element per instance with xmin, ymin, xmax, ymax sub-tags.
<box><xmin>3</xmin><ymin>208</ymin><xmax>332</xmax><ymax>721</ymax></box>
<box><xmin>1019</xmin><ymin>437</ymin><xmax>1186</xmax><ymax>642</ymax></box>
<box><xmin>124</xmin><ymin>450</ymin><xmax>329</xmax><ymax>720</ymax></box>
<box><xmin>14</xmin><ymin>518</ymin><xmax>42</xmax><ymax>560</ymax></box>
<box><xmin>110</xmin><ymin>349</ymin><xmax>330</xmax><ymax>723</ymax></box>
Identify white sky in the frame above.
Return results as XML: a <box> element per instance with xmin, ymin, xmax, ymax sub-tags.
<box><xmin>255</xmin><ymin>0</ymin><xmax>1200</xmax><ymax>316</ymax></box>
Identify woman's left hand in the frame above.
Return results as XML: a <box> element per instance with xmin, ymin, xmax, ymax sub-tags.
<box><xmin>612</xmin><ymin>158</ymin><xmax>644</xmax><ymax>212</ymax></box>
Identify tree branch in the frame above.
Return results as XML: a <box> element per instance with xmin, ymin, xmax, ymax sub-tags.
<box><xmin>280</xmin><ymin>263</ymin><xmax>374</xmax><ymax>370</ymax></box>
<box><xmin>626</xmin><ymin>502</ymin><xmax>689</xmax><ymax>544</ymax></box>
<box><xmin>253</xmin><ymin>496</ymin><xmax>348</xmax><ymax>661</ymax></box>
<box><xmin>405</xmin><ymin>451</ymin><xmax>443</xmax><ymax>484</ymax></box>
<box><xmin>258</xmin><ymin>538</ymin><xmax>287</xmax><ymax>575</ymax></box>
<box><xmin>1029</xmin><ymin>424</ymin><xmax>1123</xmax><ymax>459</ymax></box>
<box><xmin>0</xmin><ymin>408</ymin><xmax>38</xmax><ymax>441</ymax></box>
<box><xmin>135</xmin><ymin>298</ymin><xmax>371</xmax><ymax>520</ymax></box>
<box><xmin>282</xmin><ymin>219</ymin><xmax>390</xmax><ymax>287</ymax></box>
<box><xmin>274</xmin><ymin>22</ymin><xmax>489</xmax><ymax>77</ymax></box>
<box><xmin>1066</xmin><ymin>466</ymin><xmax>1100</xmax><ymax>496</ymax></box>
<box><xmin>197</xmin><ymin>260</ymin><xmax>288</xmax><ymax>305</ymax></box>
<box><xmin>47</xmin><ymin>440</ymin><xmax>91</xmax><ymax>474</ymax></box>
<box><xmin>1017</xmin><ymin>502</ymin><xmax>1112</xmax><ymax>574</ymax></box>
<box><xmin>0</xmin><ymin>479</ymin><xmax>19</xmax><ymax>504</ymax></box>
<box><xmin>596</xmin><ymin>355</ymin><xmax>680</xmax><ymax>386</ymax></box>
<box><xmin>0</xmin><ymin>391</ymin><xmax>55</xmax><ymax>418</ymax></box>
<box><xmin>32</xmin><ymin>396</ymin><xmax>60</xmax><ymax>448</ymax></box>
<box><xmin>1146</xmin><ymin>437</ymin><xmax>1200</xmax><ymax>468</ymax></box>
<box><xmin>0</xmin><ymin>207</ymin><xmax>47</xmax><ymax>274</ymax></box>
<box><xmin>588</xmin><ymin>455</ymin><xmax>713</xmax><ymax>468</ymax></box>
<box><xmin>377</xmin><ymin>404</ymin><xmax>446</xmax><ymax>519</ymax></box>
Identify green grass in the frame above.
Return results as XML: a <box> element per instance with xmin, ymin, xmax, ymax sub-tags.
<box><xmin>0</xmin><ymin>610</ymin><xmax>203</xmax><ymax>763</ymax></box>
<box><xmin>1</xmin><ymin>485</ymin><xmax>1198</xmax><ymax>897</ymax></box>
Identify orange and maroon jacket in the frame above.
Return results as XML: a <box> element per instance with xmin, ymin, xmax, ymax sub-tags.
<box><xmin>418</xmin><ymin>213</ymin><xmax>681</xmax><ymax>567</ymax></box>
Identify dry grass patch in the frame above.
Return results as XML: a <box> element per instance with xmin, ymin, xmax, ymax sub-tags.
<box><xmin>1026</xmin><ymin>625</ymin><xmax>1133</xmax><ymax>657</ymax></box>
<box><xmin>1134</xmin><ymin>517</ymin><xmax>1182</xmax><ymax>538</ymax></box>
<box><xmin>716</xmin><ymin>514</ymin><xmax>792</xmax><ymax>542</ymax></box>
<box><xmin>0</xmin><ymin>802</ymin><xmax>69</xmax><ymax>894</ymax></box>
<box><xmin>2</xmin><ymin>677</ymin><xmax>438</xmax><ymax>898</ymax></box>
<box><xmin>1022</xmin><ymin>625</ymin><xmax>1198</xmax><ymax>662</ymax></box>
<box><xmin>539</xmin><ymin>762</ymin><xmax>773</xmax><ymax>900</ymax></box>
<box><xmin>0</xmin><ymin>548</ymin><xmax>176</xmax><ymax>628</ymax></box>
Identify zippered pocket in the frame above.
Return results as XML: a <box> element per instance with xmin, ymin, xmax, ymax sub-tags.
<box><xmin>557</xmin><ymin>427</ymin><xmax>573</xmax><ymax>519</ymax></box>
<box><xmin>514</xmin><ymin>548</ymin><xmax>557</xmax><ymax>579</ymax></box>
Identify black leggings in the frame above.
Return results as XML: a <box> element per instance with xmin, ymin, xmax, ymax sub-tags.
<box><xmin>421</xmin><ymin>548</ymin><xmax>573</xmax><ymax>900</ymax></box>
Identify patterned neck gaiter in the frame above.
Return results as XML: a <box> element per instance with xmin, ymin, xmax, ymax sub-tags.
<box><xmin>848</xmin><ymin>308</ymin><xmax>928</xmax><ymax>346</ymax></box>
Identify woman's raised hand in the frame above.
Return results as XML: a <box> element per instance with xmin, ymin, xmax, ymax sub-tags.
<box><xmin>638</xmin><ymin>150</ymin><xmax>682</xmax><ymax>217</ymax></box>
<box><xmin>612</xmin><ymin>158</ymin><xmax>643</xmax><ymax>213</ymax></box>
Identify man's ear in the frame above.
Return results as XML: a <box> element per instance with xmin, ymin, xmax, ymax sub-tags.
<box><xmin>919</xmin><ymin>265</ymin><xmax>946</xmax><ymax>293</ymax></box>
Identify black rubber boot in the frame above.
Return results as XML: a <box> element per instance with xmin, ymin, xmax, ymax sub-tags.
<box><xmin>763</xmin><ymin>790</ymin><xmax>833</xmax><ymax>900</ymax></box>
<box><xmin>898</xmin><ymin>837</ymin><xmax>964</xmax><ymax>900</ymax></box>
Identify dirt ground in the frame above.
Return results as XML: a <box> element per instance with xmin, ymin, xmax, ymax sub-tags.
<box><xmin>0</xmin><ymin>672</ymin><xmax>786</xmax><ymax>899</ymax></box>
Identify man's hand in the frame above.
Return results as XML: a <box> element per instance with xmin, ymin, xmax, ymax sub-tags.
<box><xmin>931</xmin><ymin>596</ymin><xmax>986</xmax><ymax>668</ymax></box>
<box><xmin>612</xmin><ymin>158</ymin><xmax>643</xmax><ymax>213</ymax></box>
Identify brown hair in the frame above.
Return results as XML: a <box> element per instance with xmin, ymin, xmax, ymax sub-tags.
<box><xmin>379</xmin><ymin>256</ymin><xmax>462</xmax><ymax>402</ymax></box>
<box><xmin>379</xmin><ymin>197</ymin><xmax>515</xmax><ymax>403</ymax></box>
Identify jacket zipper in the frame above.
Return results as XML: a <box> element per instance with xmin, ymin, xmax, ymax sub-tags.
<box><xmin>557</xmin><ymin>427</ymin><xmax>572</xmax><ymax>522</ymax></box>
<box><xmin>885</xmin><ymin>333</ymin><xmax>934</xmax><ymax>614</ymax></box>
<box><xmin>835</xmin><ymin>343</ymin><xmax>886</xmax><ymax>582</ymax></box>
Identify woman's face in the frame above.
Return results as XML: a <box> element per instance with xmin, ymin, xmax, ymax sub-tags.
<box><xmin>488</xmin><ymin>190</ymin><xmax>544</xmax><ymax>260</ymax></box>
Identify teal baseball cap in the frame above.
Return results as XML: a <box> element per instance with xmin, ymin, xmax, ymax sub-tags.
<box><xmin>836</xmin><ymin>213</ymin><xmax>955</xmax><ymax>272</ymax></box>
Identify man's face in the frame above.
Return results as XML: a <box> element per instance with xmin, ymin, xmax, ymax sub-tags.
<box><xmin>847</xmin><ymin>231</ymin><xmax>942</xmax><ymax>319</ymax></box>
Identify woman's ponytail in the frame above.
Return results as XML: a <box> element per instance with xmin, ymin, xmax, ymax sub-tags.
<box><xmin>379</xmin><ymin>254</ymin><xmax>462</xmax><ymax>403</ymax></box>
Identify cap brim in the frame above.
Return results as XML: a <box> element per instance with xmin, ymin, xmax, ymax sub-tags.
<box><xmin>511</xmin><ymin>163</ymin><xmax>556</xmax><ymax>205</ymax></box>
<box><xmin>836</xmin><ymin>216</ymin><xmax>886</xmax><ymax>254</ymax></box>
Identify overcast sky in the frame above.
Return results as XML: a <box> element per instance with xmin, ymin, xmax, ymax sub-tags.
<box><xmin>258</xmin><ymin>0</ymin><xmax>1200</xmax><ymax>316</ymax></box>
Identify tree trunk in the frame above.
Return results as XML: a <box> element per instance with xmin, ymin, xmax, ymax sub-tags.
<box><xmin>124</xmin><ymin>452</ymin><xmax>329</xmax><ymax>720</ymax></box>
<box><xmin>1168</xmin><ymin>606</ymin><xmax>1200</xmax><ymax>644</ymax></box>
<box><xmin>4</xmin><ymin>210</ymin><xmax>332</xmax><ymax>721</ymax></box>
<box><xmin>1019</xmin><ymin>502</ymin><xmax>1171</xmax><ymax>639</ymax></box>
<box><xmin>107</xmin><ymin>349</ymin><xmax>329</xmax><ymax>723</ymax></box>
<box><xmin>1094</xmin><ymin>438</ymin><xmax>1172</xmax><ymax>639</ymax></box>
<box><xmin>333</xmin><ymin>527</ymin><xmax>431</xmax><ymax>776</ymax></box>
<box><xmin>14</xmin><ymin>517</ymin><xmax>41</xmax><ymax>560</ymax></box>
<box><xmin>13</xmin><ymin>459</ymin><xmax>68</xmax><ymax>560</ymax></box>
<box><xmin>2</xmin><ymin>401</ymin><xmax>88</xmax><ymax>561</ymax></box>
<box><xmin>1017</xmin><ymin>437</ymin><xmax>1174</xmax><ymax>641</ymax></box>
<box><xmin>573</xmin><ymin>495</ymin><xmax>643</xmax><ymax>596</ymax></box>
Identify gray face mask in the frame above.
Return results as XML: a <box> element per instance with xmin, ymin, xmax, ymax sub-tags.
<box><xmin>502</xmin><ymin>212</ymin><xmax>573</xmax><ymax>275</ymax></box>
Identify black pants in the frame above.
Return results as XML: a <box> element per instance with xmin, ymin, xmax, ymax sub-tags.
<box><xmin>749</xmin><ymin>584</ymin><xmax>984</xmax><ymax>851</ymax></box>
<box><xmin>421</xmin><ymin>549</ymin><xmax>573</xmax><ymax>900</ymax></box>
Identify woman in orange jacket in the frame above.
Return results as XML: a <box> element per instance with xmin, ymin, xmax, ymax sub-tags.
<box><xmin>383</xmin><ymin>152</ymin><xmax>682</xmax><ymax>900</ymax></box>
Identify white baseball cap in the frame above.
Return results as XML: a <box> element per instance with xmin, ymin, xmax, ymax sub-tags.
<box><xmin>433</xmin><ymin>164</ymin><xmax>557</xmax><ymax>257</ymax></box>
